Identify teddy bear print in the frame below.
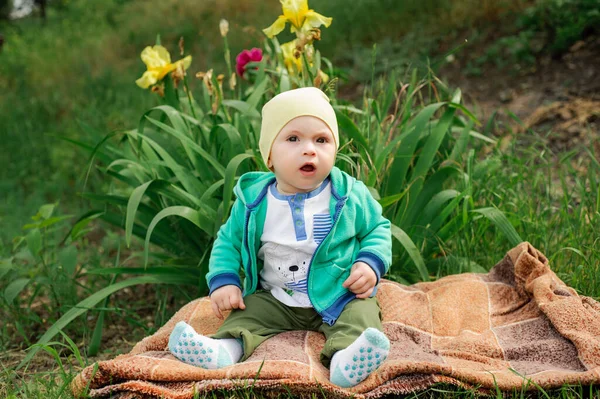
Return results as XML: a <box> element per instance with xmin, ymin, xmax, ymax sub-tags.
<box><xmin>262</xmin><ymin>243</ymin><xmax>311</xmax><ymax>294</ymax></box>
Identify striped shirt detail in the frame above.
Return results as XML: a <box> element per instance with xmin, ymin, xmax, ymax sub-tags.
<box><xmin>285</xmin><ymin>278</ymin><xmax>308</xmax><ymax>294</ymax></box>
<box><xmin>313</xmin><ymin>213</ymin><xmax>332</xmax><ymax>244</ymax></box>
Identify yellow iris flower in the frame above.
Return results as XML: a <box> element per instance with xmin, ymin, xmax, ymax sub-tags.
<box><xmin>280</xmin><ymin>40</ymin><xmax>329</xmax><ymax>84</ymax></box>
<box><xmin>263</xmin><ymin>0</ymin><xmax>332</xmax><ymax>38</ymax></box>
<box><xmin>135</xmin><ymin>45</ymin><xmax>192</xmax><ymax>89</ymax></box>
<box><xmin>281</xmin><ymin>40</ymin><xmax>302</xmax><ymax>73</ymax></box>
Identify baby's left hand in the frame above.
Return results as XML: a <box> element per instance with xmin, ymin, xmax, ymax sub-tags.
<box><xmin>342</xmin><ymin>261</ymin><xmax>377</xmax><ymax>299</ymax></box>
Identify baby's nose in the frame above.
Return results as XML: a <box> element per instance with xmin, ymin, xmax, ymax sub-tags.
<box><xmin>303</xmin><ymin>142</ymin><xmax>316</xmax><ymax>155</ymax></box>
<box><xmin>289</xmin><ymin>265</ymin><xmax>299</xmax><ymax>272</ymax></box>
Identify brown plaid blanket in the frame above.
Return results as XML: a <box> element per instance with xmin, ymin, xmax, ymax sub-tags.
<box><xmin>71</xmin><ymin>242</ymin><xmax>600</xmax><ymax>398</ymax></box>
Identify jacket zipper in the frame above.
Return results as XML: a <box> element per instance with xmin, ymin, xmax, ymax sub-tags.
<box><xmin>306</xmin><ymin>197</ymin><xmax>347</xmax><ymax>321</ymax></box>
<box><xmin>243</xmin><ymin>209</ymin><xmax>252</xmax><ymax>293</ymax></box>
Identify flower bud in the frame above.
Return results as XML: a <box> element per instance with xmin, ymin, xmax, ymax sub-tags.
<box><xmin>219</xmin><ymin>19</ymin><xmax>229</xmax><ymax>37</ymax></box>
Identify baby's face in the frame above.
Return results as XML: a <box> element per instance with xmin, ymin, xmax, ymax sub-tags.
<box><xmin>267</xmin><ymin>116</ymin><xmax>336</xmax><ymax>194</ymax></box>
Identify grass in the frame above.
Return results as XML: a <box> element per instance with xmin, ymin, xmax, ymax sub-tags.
<box><xmin>1</xmin><ymin>129</ymin><xmax>597</xmax><ymax>398</ymax></box>
<box><xmin>0</xmin><ymin>0</ymin><xmax>543</xmax><ymax>253</ymax></box>
<box><xmin>1</xmin><ymin>0</ymin><xmax>599</xmax><ymax>397</ymax></box>
<box><xmin>449</xmin><ymin>125</ymin><xmax>600</xmax><ymax>298</ymax></box>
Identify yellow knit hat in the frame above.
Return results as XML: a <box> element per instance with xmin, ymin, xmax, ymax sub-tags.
<box><xmin>259</xmin><ymin>87</ymin><xmax>339</xmax><ymax>166</ymax></box>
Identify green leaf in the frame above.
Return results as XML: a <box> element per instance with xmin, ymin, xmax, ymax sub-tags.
<box><xmin>88</xmin><ymin>271</ymin><xmax>116</xmax><ymax>357</ymax></box>
<box><xmin>374</xmin><ymin>128</ymin><xmax>409</xmax><ymax>173</ymax></box>
<box><xmin>213</xmin><ymin>123</ymin><xmax>245</xmax><ymax>156</ymax></box>
<box><xmin>26</xmin><ymin>229</ymin><xmax>42</xmax><ymax>256</ymax></box>
<box><xmin>472</xmin><ymin>207</ymin><xmax>523</xmax><ymax>246</ymax></box>
<box><xmin>334</xmin><ymin>105</ymin><xmax>365</xmax><ymax>115</ymax></box>
<box><xmin>91</xmin><ymin>209</ymin><xmax>182</xmax><ymax>253</ymax></box>
<box><xmin>246</xmin><ymin>77</ymin><xmax>268</xmax><ymax>110</ymax></box>
<box><xmin>398</xmin><ymin>106</ymin><xmax>457</xmax><ymax>226</ymax></box>
<box><xmin>126</xmin><ymin>180</ymin><xmax>165</xmax><ymax>247</ymax></box>
<box><xmin>142</xmin><ymin>117</ymin><xmax>225</xmax><ymax>178</ymax></box>
<box><xmin>279</xmin><ymin>71</ymin><xmax>291</xmax><ymax>93</ymax></box>
<box><xmin>144</xmin><ymin>207</ymin><xmax>211</xmax><ymax>266</ymax></box>
<box><xmin>420</xmin><ymin>190</ymin><xmax>461</xmax><ymax>227</ymax></box>
<box><xmin>222</xmin><ymin>100</ymin><xmax>261</xmax><ymax>119</ymax></box>
<box><xmin>38</xmin><ymin>204</ymin><xmax>56</xmax><ymax>220</ymax></box>
<box><xmin>386</xmin><ymin>102</ymin><xmax>445</xmax><ymax>195</ymax></box>
<box><xmin>390</xmin><ymin>224</ymin><xmax>430</xmax><ymax>281</ymax></box>
<box><xmin>448</xmin><ymin>101</ymin><xmax>480</xmax><ymax>126</ymax></box>
<box><xmin>5</xmin><ymin>278</ymin><xmax>30</xmax><ymax>303</ymax></box>
<box><xmin>59</xmin><ymin>246</ymin><xmax>78</xmax><ymax>276</ymax></box>
<box><xmin>448</xmin><ymin>120</ymin><xmax>473</xmax><ymax>164</ymax></box>
<box><xmin>335</xmin><ymin>110</ymin><xmax>369</xmax><ymax>151</ymax></box>
<box><xmin>378</xmin><ymin>190</ymin><xmax>408</xmax><ymax>208</ymax></box>
<box><xmin>23</xmin><ymin>215</ymin><xmax>73</xmax><ymax>230</ymax></box>
<box><xmin>0</xmin><ymin>258</ymin><xmax>13</xmax><ymax>279</ymax></box>
<box><xmin>399</xmin><ymin>166</ymin><xmax>461</xmax><ymax>229</ymax></box>
<box><xmin>367</xmin><ymin>186</ymin><xmax>380</xmax><ymax>200</ymax></box>
<box><xmin>221</xmin><ymin>153</ymin><xmax>255</xmax><ymax>223</ymax></box>
<box><xmin>18</xmin><ymin>274</ymin><xmax>193</xmax><ymax>369</ymax></box>
<box><xmin>64</xmin><ymin>210</ymin><xmax>104</xmax><ymax>243</ymax></box>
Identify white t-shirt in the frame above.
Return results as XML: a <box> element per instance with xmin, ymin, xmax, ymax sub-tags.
<box><xmin>258</xmin><ymin>178</ymin><xmax>332</xmax><ymax>307</ymax></box>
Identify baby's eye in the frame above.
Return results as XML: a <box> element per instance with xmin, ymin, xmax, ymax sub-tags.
<box><xmin>316</xmin><ymin>137</ymin><xmax>327</xmax><ymax>143</ymax></box>
<box><xmin>287</xmin><ymin>136</ymin><xmax>298</xmax><ymax>142</ymax></box>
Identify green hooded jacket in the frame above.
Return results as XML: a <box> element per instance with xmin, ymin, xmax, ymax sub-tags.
<box><xmin>206</xmin><ymin>166</ymin><xmax>392</xmax><ymax>325</ymax></box>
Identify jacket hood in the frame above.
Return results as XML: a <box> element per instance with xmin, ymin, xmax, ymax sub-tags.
<box><xmin>233</xmin><ymin>166</ymin><xmax>355</xmax><ymax>207</ymax></box>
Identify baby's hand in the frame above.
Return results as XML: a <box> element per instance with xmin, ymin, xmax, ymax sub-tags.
<box><xmin>210</xmin><ymin>285</ymin><xmax>245</xmax><ymax>319</ymax></box>
<box><xmin>342</xmin><ymin>261</ymin><xmax>377</xmax><ymax>299</ymax></box>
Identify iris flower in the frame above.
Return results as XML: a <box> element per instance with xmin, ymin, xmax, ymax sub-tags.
<box><xmin>136</xmin><ymin>45</ymin><xmax>192</xmax><ymax>89</ymax></box>
<box><xmin>280</xmin><ymin>40</ymin><xmax>302</xmax><ymax>73</ymax></box>
<box><xmin>263</xmin><ymin>0</ymin><xmax>332</xmax><ymax>39</ymax></box>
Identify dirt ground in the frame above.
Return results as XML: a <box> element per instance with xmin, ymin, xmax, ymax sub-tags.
<box><xmin>439</xmin><ymin>34</ymin><xmax>600</xmax><ymax>159</ymax></box>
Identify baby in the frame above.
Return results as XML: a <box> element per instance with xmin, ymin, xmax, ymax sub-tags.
<box><xmin>169</xmin><ymin>87</ymin><xmax>392</xmax><ymax>387</ymax></box>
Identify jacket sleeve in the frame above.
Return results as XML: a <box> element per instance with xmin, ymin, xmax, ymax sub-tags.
<box><xmin>206</xmin><ymin>198</ymin><xmax>246</xmax><ymax>295</ymax></box>
<box><xmin>353</xmin><ymin>181</ymin><xmax>392</xmax><ymax>284</ymax></box>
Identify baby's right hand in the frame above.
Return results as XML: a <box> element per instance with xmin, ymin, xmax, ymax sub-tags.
<box><xmin>210</xmin><ymin>285</ymin><xmax>245</xmax><ymax>319</ymax></box>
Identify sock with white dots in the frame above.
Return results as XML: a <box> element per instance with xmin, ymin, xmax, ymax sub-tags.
<box><xmin>329</xmin><ymin>327</ymin><xmax>390</xmax><ymax>387</ymax></box>
<box><xmin>168</xmin><ymin>321</ymin><xmax>243</xmax><ymax>369</ymax></box>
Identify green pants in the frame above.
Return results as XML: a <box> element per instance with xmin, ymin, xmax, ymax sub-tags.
<box><xmin>211</xmin><ymin>290</ymin><xmax>383</xmax><ymax>367</ymax></box>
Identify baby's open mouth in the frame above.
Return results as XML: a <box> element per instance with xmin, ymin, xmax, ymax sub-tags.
<box><xmin>300</xmin><ymin>164</ymin><xmax>315</xmax><ymax>172</ymax></box>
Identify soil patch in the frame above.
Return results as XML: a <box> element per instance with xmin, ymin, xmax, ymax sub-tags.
<box><xmin>439</xmin><ymin>34</ymin><xmax>600</xmax><ymax>159</ymax></box>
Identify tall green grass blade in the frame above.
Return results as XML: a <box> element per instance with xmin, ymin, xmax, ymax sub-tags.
<box><xmin>212</xmin><ymin>123</ymin><xmax>245</xmax><ymax>157</ymax></box>
<box><xmin>335</xmin><ymin>110</ymin><xmax>369</xmax><ymax>153</ymax></box>
<box><xmin>379</xmin><ymin>189</ymin><xmax>408</xmax><ymax>208</ymax></box>
<box><xmin>126</xmin><ymin>180</ymin><xmax>165</xmax><ymax>247</ymax></box>
<box><xmin>222</xmin><ymin>100</ymin><xmax>261</xmax><ymax>119</ymax></box>
<box><xmin>4</xmin><ymin>278</ymin><xmax>30</xmax><ymax>303</ymax></box>
<box><xmin>448</xmin><ymin>120</ymin><xmax>473</xmax><ymax>164</ymax></box>
<box><xmin>88</xmin><ymin>272</ymin><xmax>117</xmax><ymax>357</ymax></box>
<box><xmin>390</xmin><ymin>224</ymin><xmax>430</xmax><ymax>281</ymax></box>
<box><xmin>200</xmin><ymin>179</ymin><xmax>225</xmax><ymax>204</ymax></box>
<box><xmin>144</xmin><ymin>206</ymin><xmax>211</xmax><ymax>266</ymax></box>
<box><xmin>399</xmin><ymin>106</ymin><xmax>456</xmax><ymax>227</ymax></box>
<box><xmin>421</xmin><ymin>189</ymin><xmax>461</xmax><ymax>227</ymax></box>
<box><xmin>126</xmin><ymin>129</ymin><xmax>208</xmax><ymax>197</ymax></box>
<box><xmin>95</xmin><ymin>210</ymin><xmax>182</xmax><ymax>252</ymax></box>
<box><xmin>18</xmin><ymin>274</ymin><xmax>193</xmax><ymax>368</ymax></box>
<box><xmin>142</xmin><ymin>117</ymin><xmax>225</xmax><ymax>179</ymax></box>
<box><xmin>386</xmin><ymin>102</ymin><xmax>445</xmax><ymax>196</ymax></box>
<box><xmin>246</xmin><ymin>77</ymin><xmax>268</xmax><ymax>109</ymax></box>
<box><xmin>473</xmin><ymin>207</ymin><xmax>523</xmax><ymax>246</ymax></box>
<box><xmin>221</xmin><ymin>153</ymin><xmax>255</xmax><ymax>223</ymax></box>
